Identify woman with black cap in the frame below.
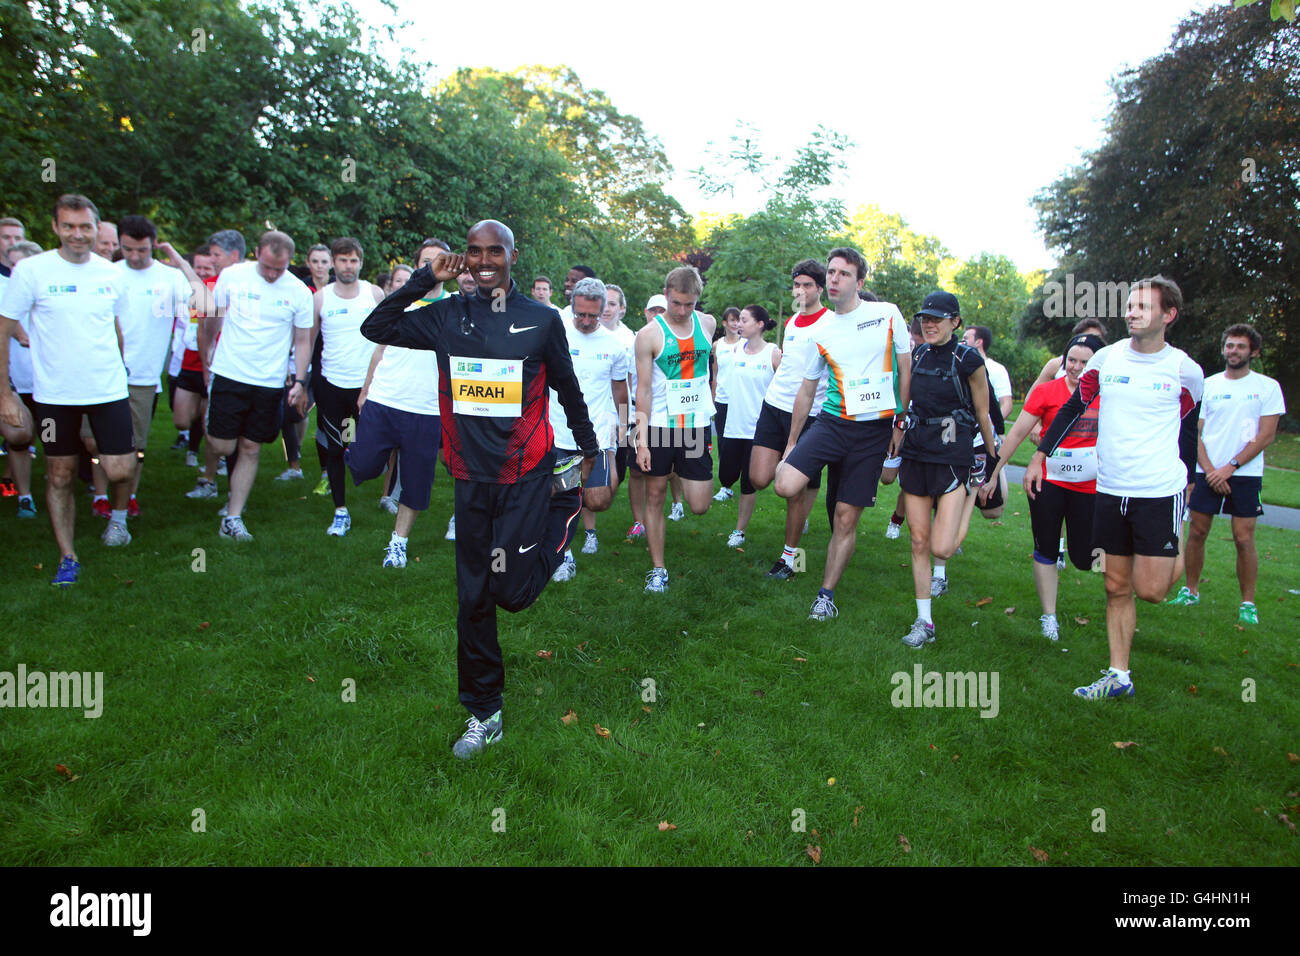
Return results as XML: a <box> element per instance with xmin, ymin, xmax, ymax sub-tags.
<box><xmin>982</xmin><ymin>333</ymin><xmax>1104</xmax><ymax>641</ymax></box>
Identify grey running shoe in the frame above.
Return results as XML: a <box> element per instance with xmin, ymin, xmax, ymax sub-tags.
<box><xmin>712</xmin><ymin>486</ymin><xmax>734</xmax><ymax>502</ymax></box>
<box><xmin>275</xmin><ymin>467</ymin><xmax>304</xmax><ymax>481</ymax></box>
<box><xmin>216</xmin><ymin>457</ymin><xmax>228</xmax><ymax>477</ymax></box>
<box><xmin>452</xmin><ymin>710</ymin><xmax>503</xmax><ymax>759</ymax></box>
<box><xmin>1040</xmin><ymin>613</ymin><xmax>1060</xmax><ymax>641</ymax></box>
<box><xmin>581</xmin><ymin>529</ymin><xmax>598</xmax><ymax>555</ymax></box>
<box><xmin>101</xmin><ymin>520</ymin><xmax>131</xmax><ymax>547</ymax></box>
<box><xmin>727</xmin><ymin>529</ymin><xmax>745</xmax><ymax>548</ymax></box>
<box><xmin>552</xmin><ymin>553</ymin><xmax>577</xmax><ymax>582</ymax></box>
<box><xmin>766</xmin><ymin>559</ymin><xmax>795</xmax><ymax>580</ymax></box>
<box><xmin>445</xmin><ymin>515</ymin><xmax>456</xmax><ymax>540</ymax></box>
<box><xmin>668</xmin><ymin>501</ymin><xmax>684</xmax><ymax>521</ymax></box>
<box><xmin>902</xmin><ymin>618</ymin><xmax>936</xmax><ymax>647</ymax></box>
<box><xmin>885</xmin><ymin>521</ymin><xmax>901</xmax><ymax>540</ymax></box>
<box><xmin>644</xmin><ymin>567</ymin><xmax>669</xmax><ymax>593</ymax></box>
<box><xmin>383</xmin><ymin>539</ymin><xmax>407</xmax><ymax>568</ymax></box>
<box><xmin>219</xmin><ymin>515</ymin><xmax>254</xmax><ymax>542</ymax></box>
<box><xmin>808</xmin><ymin>593</ymin><xmax>838</xmax><ymax>621</ymax></box>
<box><xmin>930</xmin><ymin>575</ymin><xmax>949</xmax><ymax>598</ymax></box>
<box><xmin>186</xmin><ymin>478</ymin><xmax>218</xmax><ymax>499</ymax></box>
<box><xmin>378</xmin><ymin>495</ymin><xmax>399</xmax><ymax>514</ymax></box>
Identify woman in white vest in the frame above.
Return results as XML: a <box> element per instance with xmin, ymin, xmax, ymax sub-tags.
<box><xmin>720</xmin><ymin>305</ymin><xmax>780</xmax><ymax>548</ymax></box>
<box><xmin>710</xmin><ymin>306</ymin><xmax>742</xmax><ymax>501</ymax></box>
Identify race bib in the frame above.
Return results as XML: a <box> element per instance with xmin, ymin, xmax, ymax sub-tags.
<box><xmin>450</xmin><ymin>355</ymin><xmax>523</xmax><ymax>417</ymax></box>
<box><xmin>666</xmin><ymin>377</ymin><xmax>710</xmax><ymax>421</ymax></box>
<box><xmin>1046</xmin><ymin>447</ymin><xmax>1097</xmax><ymax>483</ymax></box>
<box><xmin>843</xmin><ymin>372</ymin><xmax>892</xmax><ymax>417</ymax></box>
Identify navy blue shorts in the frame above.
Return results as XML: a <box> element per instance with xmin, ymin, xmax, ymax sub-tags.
<box><xmin>1189</xmin><ymin>473</ymin><xmax>1263</xmax><ymax>519</ymax></box>
<box><xmin>346</xmin><ymin>400</ymin><xmax>441</xmax><ymax>511</ymax></box>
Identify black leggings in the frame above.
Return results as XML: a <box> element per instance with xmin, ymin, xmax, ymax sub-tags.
<box><xmin>718</xmin><ymin>435</ymin><xmax>755</xmax><ymax>495</ymax></box>
<box><xmin>1029</xmin><ymin>479</ymin><xmax>1095</xmax><ymax>569</ymax></box>
<box><xmin>315</xmin><ymin>376</ymin><xmax>361</xmax><ymax>509</ymax></box>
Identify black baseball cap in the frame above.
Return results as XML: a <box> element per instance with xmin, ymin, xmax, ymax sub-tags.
<box><xmin>915</xmin><ymin>291</ymin><xmax>960</xmax><ymax>320</ymax></box>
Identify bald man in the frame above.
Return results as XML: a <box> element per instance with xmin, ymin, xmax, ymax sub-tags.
<box><xmin>362</xmin><ymin>220</ymin><xmax>599</xmax><ymax>760</ymax></box>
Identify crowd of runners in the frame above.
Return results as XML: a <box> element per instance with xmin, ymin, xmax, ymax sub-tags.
<box><xmin>0</xmin><ymin>195</ymin><xmax>1287</xmax><ymax>756</ymax></box>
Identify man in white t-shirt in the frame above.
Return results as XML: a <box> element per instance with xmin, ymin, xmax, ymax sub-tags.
<box><xmin>549</xmin><ymin>276</ymin><xmax>630</xmax><ymax>581</ymax></box>
<box><xmin>0</xmin><ymin>194</ymin><xmax>134</xmax><ymax>585</ymax></box>
<box><xmin>350</xmin><ymin>239</ymin><xmax>449</xmax><ymax>567</ymax></box>
<box><xmin>1165</xmin><ymin>323</ymin><xmax>1285</xmax><ymax>624</ymax></box>
<box><xmin>1032</xmin><ymin>276</ymin><xmax>1204</xmax><ymax>700</ymax></box>
<box><xmin>203</xmin><ymin>230</ymin><xmax>314</xmax><ymax>541</ymax></box>
<box><xmin>0</xmin><ymin>218</ymin><xmax>35</xmax><ymax>516</ymax></box>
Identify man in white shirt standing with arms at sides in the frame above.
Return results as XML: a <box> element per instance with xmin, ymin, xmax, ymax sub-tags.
<box><xmin>1166</xmin><ymin>323</ymin><xmax>1284</xmax><ymax>624</ymax></box>
<box><xmin>1031</xmin><ymin>276</ymin><xmax>1204</xmax><ymax>699</ymax></box>
<box><xmin>202</xmin><ymin>230</ymin><xmax>314</xmax><ymax>541</ymax></box>
<box><xmin>0</xmin><ymin>194</ymin><xmax>133</xmax><ymax>585</ymax></box>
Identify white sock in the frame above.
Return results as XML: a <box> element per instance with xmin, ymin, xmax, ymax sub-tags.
<box><xmin>564</xmin><ymin>549</ymin><xmax>573</xmax><ymax>560</ymax></box>
<box><xmin>933</xmin><ymin>565</ymin><xmax>947</xmax><ymax>581</ymax></box>
<box><xmin>390</xmin><ymin>533</ymin><xmax>408</xmax><ymax>545</ymax></box>
<box><xmin>781</xmin><ymin>545</ymin><xmax>798</xmax><ymax>568</ymax></box>
<box><xmin>916</xmin><ymin>598</ymin><xmax>933</xmax><ymax>624</ymax></box>
<box><xmin>1109</xmin><ymin>667</ymin><xmax>1132</xmax><ymax>685</ymax></box>
<box><xmin>93</xmin><ymin>494</ymin><xmax>107</xmax><ymax>503</ymax></box>
<box><xmin>110</xmin><ymin>509</ymin><xmax>127</xmax><ymax>524</ymax></box>
<box><xmin>335</xmin><ymin>507</ymin><xmax>348</xmax><ymax>515</ymax></box>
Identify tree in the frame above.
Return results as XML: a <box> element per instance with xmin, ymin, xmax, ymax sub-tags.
<box><xmin>840</xmin><ymin>204</ymin><xmax>954</xmax><ymax>280</ymax></box>
<box><xmin>1028</xmin><ymin>4</ymin><xmax>1300</xmax><ymax>400</ymax></box>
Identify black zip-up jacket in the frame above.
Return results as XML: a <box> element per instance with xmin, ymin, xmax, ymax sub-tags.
<box><xmin>361</xmin><ymin>271</ymin><xmax>598</xmax><ymax>484</ymax></box>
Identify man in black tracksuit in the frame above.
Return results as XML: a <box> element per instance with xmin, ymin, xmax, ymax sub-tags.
<box><xmin>361</xmin><ymin>220</ymin><xmax>598</xmax><ymax>759</ymax></box>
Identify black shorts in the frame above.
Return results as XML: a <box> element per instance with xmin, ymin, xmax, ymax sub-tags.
<box><xmin>640</xmin><ymin>426</ymin><xmax>713</xmax><ymax>481</ymax></box>
<box><xmin>1093</xmin><ymin>491</ymin><xmax>1184</xmax><ymax>558</ymax></box>
<box><xmin>174</xmin><ymin>368</ymin><xmax>207</xmax><ymax>399</ymax></box>
<box><xmin>33</xmin><ymin>398</ymin><xmax>134</xmax><ymax>457</ymax></box>
<box><xmin>1189</xmin><ymin>473</ymin><xmax>1263</xmax><ymax>519</ymax></box>
<box><xmin>899</xmin><ymin>459</ymin><xmax>968</xmax><ymax>499</ymax></box>
<box><xmin>753</xmin><ymin>401</ymin><xmax>821</xmax><ymax>489</ymax></box>
<box><xmin>784</xmin><ymin>415</ymin><xmax>890</xmax><ymax>507</ymax></box>
<box><xmin>206</xmin><ymin>375</ymin><xmax>284</xmax><ymax>444</ymax></box>
<box><xmin>347</xmin><ymin>401</ymin><xmax>441</xmax><ymax>511</ymax></box>
<box><xmin>1029</xmin><ymin>480</ymin><xmax>1096</xmax><ymax>570</ymax></box>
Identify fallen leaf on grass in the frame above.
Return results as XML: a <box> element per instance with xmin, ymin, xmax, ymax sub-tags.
<box><xmin>793</xmin><ymin>657</ymin><xmax>807</xmax><ymax>662</ymax></box>
<box><xmin>642</xmin><ymin>706</ymin><xmax>652</xmax><ymax>713</ymax></box>
<box><xmin>1004</xmin><ymin>607</ymin><xmax>1016</xmax><ymax>616</ymax></box>
<box><xmin>536</xmin><ymin>650</ymin><xmax>553</xmax><ymax>660</ymax></box>
<box><xmin>54</xmin><ymin>764</ymin><xmax>79</xmax><ymax>782</ymax></box>
<box><xmin>658</xmin><ymin>821</ymin><xmax>677</xmax><ymax>832</ymax></box>
<box><xmin>752</xmin><ymin>689</ymin><xmax>765</xmax><ymax>698</ymax></box>
<box><xmin>952</xmin><ymin>753</ymin><xmax>960</xmax><ymax>762</ymax></box>
<box><xmin>975</xmin><ymin>597</ymin><xmax>993</xmax><ymax>608</ymax></box>
<box><xmin>306</xmin><ymin>674</ymin><xmax>315</xmax><ymax>683</ymax></box>
<box><xmin>575</xmin><ymin>641</ymin><xmax>588</xmax><ymax>651</ymax></box>
<box><xmin>1287</xmin><ymin>753</ymin><xmax>1300</xmax><ymax>765</ymax></box>
<box><xmin>34</xmin><ymin>563</ymin><xmax>42</xmax><ymax>570</ymax></box>
<box><xmin>560</xmin><ymin>709</ymin><xmax>577</xmax><ymax>726</ymax></box>
<box><xmin>1113</xmin><ymin>741</ymin><xmax>1140</xmax><ymax>749</ymax></box>
<box><xmin>827</xmin><ymin>777</ymin><xmax>836</xmax><ymax>786</ymax></box>
<box><xmin>594</xmin><ymin>723</ymin><xmax>610</xmax><ymax>738</ymax></box>
<box><xmin>1213</xmin><ymin>746</ymin><xmax>1228</xmax><ymax>756</ymax></box>
<box><xmin>1279</xmin><ymin>814</ymin><xmax>1297</xmax><ymax>834</ymax></box>
<box><xmin>1029</xmin><ymin>845</ymin><xmax>1050</xmax><ymax>863</ymax></box>
<box><xmin>1187</xmin><ymin>685</ymin><xmax>1198</xmax><ymax>695</ymax></box>
<box><xmin>197</xmin><ymin>621</ymin><xmax>210</xmax><ymax>630</ymax></box>
<box><xmin>805</xmin><ymin>845</ymin><xmax>822</xmax><ymax>864</ymax></box>
<box><xmin>1234</xmin><ymin>624</ymin><xmax>1245</xmax><ymax>632</ymax></box>
<box><xmin>928</xmin><ymin>744</ymin><xmax>937</xmax><ymax>750</ymax></box>
<box><xmin>853</xmin><ymin>806</ymin><xmax>863</xmax><ymax>828</ymax></box>
<box><xmin>1074</xmin><ymin>617</ymin><xmax>1090</xmax><ymax>625</ymax></box>
<box><xmin>897</xmin><ymin>834</ymin><xmax>912</xmax><ymax>853</ymax></box>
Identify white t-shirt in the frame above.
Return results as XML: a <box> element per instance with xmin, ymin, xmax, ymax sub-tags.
<box><xmin>724</xmin><ymin>340</ymin><xmax>777</xmax><ymax>439</ymax></box>
<box><xmin>1085</xmin><ymin>339</ymin><xmax>1204</xmax><ymax>497</ymax></box>
<box><xmin>714</xmin><ymin>337</ymin><xmax>740</xmax><ymax>404</ymax></box>
<box><xmin>2</xmin><ymin>271</ymin><xmax>34</xmax><ymax>393</ymax></box>
<box><xmin>0</xmin><ymin>250</ymin><xmax>128</xmax><ymax>404</ymax></box>
<box><xmin>319</xmin><ymin>283</ymin><xmax>379</xmax><ymax>388</ymax></box>
<box><xmin>549</xmin><ymin>319</ymin><xmax>629</xmax><ymax>450</ymax></box>
<box><xmin>985</xmin><ymin>356</ymin><xmax>1012</xmax><ymax>402</ymax></box>
<box><xmin>366</xmin><ymin>290</ymin><xmax>446</xmax><ymax>416</ymax></box>
<box><xmin>116</xmin><ymin>259</ymin><xmax>192</xmax><ymax>388</ymax></box>
<box><xmin>765</xmin><ymin>308</ymin><xmax>830</xmax><ymax>415</ymax></box>
<box><xmin>209</xmin><ymin>262</ymin><xmax>314</xmax><ymax>389</ymax></box>
<box><xmin>803</xmin><ymin>301</ymin><xmax>910</xmax><ymax>422</ymax></box>
<box><xmin>606</xmin><ymin>321</ymin><xmax>636</xmax><ymax>410</ymax></box>
<box><xmin>168</xmin><ymin>316</ymin><xmax>187</xmax><ymax>377</ymax></box>
<box><xmin>1198</xmin><ymin>370</ymin><xmax>1286</xmax><ymax>478</ymax></box>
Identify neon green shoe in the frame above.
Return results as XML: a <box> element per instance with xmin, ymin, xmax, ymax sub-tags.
<box><xmin>1165</xmin><ymin>586</ymin><xmax>1199</xmax><ymax>607</ymax></box>
<box><xmin>1238</xmin><ymin>602</ymin><xmax>1258</xmax><ymax>625</ymax></box>
<box><xmin>313</xmin><ymin>474</ymin><xmax>331</xmax><ymax>496</ymax></box>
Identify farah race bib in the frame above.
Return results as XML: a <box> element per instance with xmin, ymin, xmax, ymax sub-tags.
<box><xmin>1046</xmin><ymin>446</ymin><xmax>1097</xmax><ymax>484</ymax></box>
<box><xmin>843</xmin><ymin>371</ymin><xmax>893</xmax><ymax>417</ymax></box>
<box><xmin>450</xmin><ymin>356</ymin><xmax>523</xmax><ymax>418</ymax></box>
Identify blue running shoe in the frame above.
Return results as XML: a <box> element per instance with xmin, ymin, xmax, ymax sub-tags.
<box><xmin>1073</xmin><ymin>670</ymin><xmax>1135</xmax><ymax>700</ymax></box>
<box><xmin>51</xmin><ymin>556</ymin><xmax>80</xmax><ymax>587</ymax></box>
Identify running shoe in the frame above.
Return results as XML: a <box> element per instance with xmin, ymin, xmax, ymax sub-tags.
<box><xmin>581</xmin><ymin>529</ymin><xmax>599</xmax><ymax>555</ymax></box>
<box><xmin>1073</xmin><ymin>670</ymin><xmax>1134</xmax><ymax>700</ymax></box>
<box><xmin>1165</xmin><ymin>586</ymin><xmax>1199</xmax><ymax>607</ymax></box>
<box><xmin>91</xmin><ymin>497</ymin><xmax>111</xmax><ymax>519</ymax></box>
<box><xmin>1238</xmin><ymin>602</ymin><xmax>1258</xmax><ymax>625</ymax></box>
<box><xmin>169</xmin><ymin>435</ymin><xmax>187</xmax><ymax>451</ymax></box>
<box><xmin>313</xmin><ymin>474</ymin><xmax>330</xmax><ymax>496</ymax></box>
<box><xmin>668</xmin><ymin>501</ymin><xmax>684</xmax><ymax>522</ymax></box>
<box><xmin>186</xmin><ymin>478</ymin><xmax>218</xmax><ymax>499</ymax></box>
<box><xmin>552</xmin><ymin>453</ymin><xmax>584</xmax><ymax>493</ymax></box>
<box><xmin>1040</xmin><ymin>613</ymin><xmax>1060</xmax><ymax>642</ymax></box>
<box><xmin>378</xmin><ymin>495</ymin><xmax>399</xmax><ymax>515</ymax></box>
<box><xmin>101</xmin><ymin>520</ymin><xmax>131</xmax><ymax>547</ymax></box>
<box><xmin>626</xmin><ymin>521</ymin><xmax>645</xmax><ymax>541</ymax></box>
<box><xmin>552</xmin><ymin>553</ymin><xmax>577</xmax><ymax>582</ymax></box>
<box><xmin>51</xmin><ymin>556</ymin><xmax>80</xmax><ymax>587</ymax></box>
<box><xmin>445</xmin><ymin>514</ymin><xmax>456</xmax><ymax>540</ymax></box>
<box><xmin>713</xmin><ymin>486</ymin><xmax>734</xmax><ymax>502</ymax></box>
<box><xmin>901</xmin><ymin>618</ymin><xmax>936</xmax><ymax>647</ymax></box>
<box><xmin>127</xmin><ymin>497</ymin><xmax>139</xmax><ymax>519</ymax></box>
<box><xmin>186</xmin><ymin>451</ymin><xmax>200</xmax><ymax>469</ymax></box>
<box><xmin>275</xmin><ymin>467</ymin><xmax>304</xmax><ymax>481</ymax></box>
<box><xmin>218</xmin><ymin>497</ymin><xmax>230</xmax><ymax>517</ymax></box>
<box><xmin>808</xmin><ymin>593</ymin><xmax>838</xmax><ymax>621</ymax></box>
<box><xmin>727</xmin><ymin>529</ymin><xmax>745</xmax><ymax>548</ymax></box>
<box><xmin>326</xmin><ymin>509</ymin><xmax>351</xmax><ymax>537</ymax></box>
<box><xmin>17</xmin><ymin>497</ymin><xmax>37</xmax><ymax>519</ymax></box>
<box><xmin>644</xmin><ymin>567</ymin><xmax>669</xmax><ymax>593</ymax></box>
<box><xmin>885</xmin><ymin>521</ymin><xmax>901</xmax><ymax>540</ymax></box>
<box><xmin>383</xmin><ymin>539</ymin><xmax>407</xmax><ymax>568</ymax></box>
<box><xmin>219</xmin><ymin>515</ymin><xmax>254</xmax><ymax>542</ymax></box>
<box><xmin>930</xmin><ymin>575</ymin><xmax>948</xmax><ymax>598</ymax></box>
<box><xmin>452</xmin><ymin>710</ymin><xmax>503</xmax><ymax>760</ymax></box>
<box><xmin>765</xmin><ymin>560</ymin><xmax>795</xmax><ymax>581</ymax></box>
<box><xmin>216</xmin><ymin>457</ymin><xmax>228</xmax><ymax>477</ymax></box>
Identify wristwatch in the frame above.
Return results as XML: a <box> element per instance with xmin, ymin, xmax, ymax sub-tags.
<box><xmin>1229</xmin><ymin>458</ymin><xmax>1240</xmax><ymax>468</ymax></box>
<box><xmin>294</xmin><ymin>378</ymin><xmax>307</xmax><ymax>388</ymax></box>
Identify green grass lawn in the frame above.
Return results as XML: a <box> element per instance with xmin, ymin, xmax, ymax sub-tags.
<box><xmin>1005</xmin><ymin>404</ymin><xmax>1300</xmax><ymax>509</ymax></box>
<box><xmin>2</xmin><ymin>414</ymin><xmax>1298</xmax><ymax>866</ymax></box>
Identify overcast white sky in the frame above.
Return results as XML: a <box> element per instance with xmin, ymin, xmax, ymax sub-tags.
<box><xmin>359</xmin><ymin>0</ymin><xmax>1212</xmax><ymax>272</ymax></box>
